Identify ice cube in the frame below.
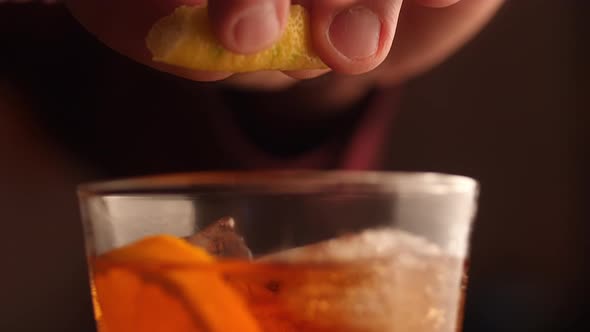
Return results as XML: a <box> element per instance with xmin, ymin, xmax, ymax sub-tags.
<box><xmin>259</xmin><ymin>228</ymin><xmax>442</xmax><ymax>263</ymax></box>
<box><xmin>185</xmin><ymin>217</ymin><xmax>253</xmax><ymax>259</ymax></box>
<box><xmin>239</xmin><ymin>229</ymin><xmax>462</xmax><ymax>332</ymax></box>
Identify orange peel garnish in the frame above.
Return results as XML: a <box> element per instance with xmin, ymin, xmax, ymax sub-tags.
<box><xmin>92</xmin><ymin>235</ymin><xmax>261</xmax><ymax>332</ymax></box>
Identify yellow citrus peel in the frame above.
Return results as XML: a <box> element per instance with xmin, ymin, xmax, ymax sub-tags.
<box><xmin>146</xmin><ymin>5</ymin><xmax>327</xmax><ymax>72</ymax></box>
<box><xmin>92</xmin><ymin>235</ymin><xmax>261</xmax><ymax>332</ymax></box>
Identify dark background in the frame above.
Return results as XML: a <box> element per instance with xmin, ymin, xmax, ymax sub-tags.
<box><xmin>0</xmin><ymin>1</ymin><xmax>587</xmax><ymax>331</ymax></box>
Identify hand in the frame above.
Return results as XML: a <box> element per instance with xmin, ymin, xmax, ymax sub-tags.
<box><xmin>65</xmin><ymin>0</ymin><xmax>503</xmax><ymax>88</ymax></box>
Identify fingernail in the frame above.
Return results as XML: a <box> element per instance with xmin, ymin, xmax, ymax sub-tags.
<box><xmin>329</xmin><ymin>7</ymin><xmax>381</xmax><ymax>60</ymax></box>
<box><xmin>232</xmin><ymin>2</ymin><xmax>280</xmax><ymax>54</ymax></box>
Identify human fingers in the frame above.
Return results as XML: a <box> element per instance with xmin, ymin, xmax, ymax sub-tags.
<box><xmin>208</xmin><ymin>0</ymin><xmax>290</xmax><ymax>54</ymax></box>
<box><xmin>304</xmin><ymin>0</ymin><xmax>403</xmax><ymax>75</ymax></box>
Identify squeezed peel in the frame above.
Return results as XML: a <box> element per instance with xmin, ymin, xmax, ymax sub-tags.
<box><xmin>146</xmin><ymin>5</ymin><xmax>327</xmax><ymax>72</ymax></box>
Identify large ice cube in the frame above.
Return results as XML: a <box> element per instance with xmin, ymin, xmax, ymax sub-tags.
<box><xmin>260</xmin><ymin>228</ymin><xmax>442</xmax><ymax>263</ymax></box>
<box><xmin>231</xmin><ymin>228</ymin><xmax>464</xmax><ymax>332</ymax></box>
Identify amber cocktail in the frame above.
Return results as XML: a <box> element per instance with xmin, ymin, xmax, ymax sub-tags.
<box><xmin>79</xmin><ymin>171</ymin><xmax>478</xmax><ymax>332</ymax></box>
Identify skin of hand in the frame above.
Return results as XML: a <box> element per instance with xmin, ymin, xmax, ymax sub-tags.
<box><xmin>65</xmin><ymin>0</ymin><xmax>504</xmax><ymax>93</ymax></box>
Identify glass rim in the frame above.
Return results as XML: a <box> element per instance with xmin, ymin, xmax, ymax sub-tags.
<box><xmin>78</xmin><ymin>170</ymin><xmax>478</xmax><ymax>197</ymax></box>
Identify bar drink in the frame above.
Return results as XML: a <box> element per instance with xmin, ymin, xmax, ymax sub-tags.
<box><xmin>79</xmin><ymin>171</ymin><xmax>477</xmax><ymax>332</ymax></box>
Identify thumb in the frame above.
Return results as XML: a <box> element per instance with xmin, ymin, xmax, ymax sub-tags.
<box><xmin>307</xmin><ymin>0</ymin><xmax>403</xmax><ymax>74</ymax></box>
